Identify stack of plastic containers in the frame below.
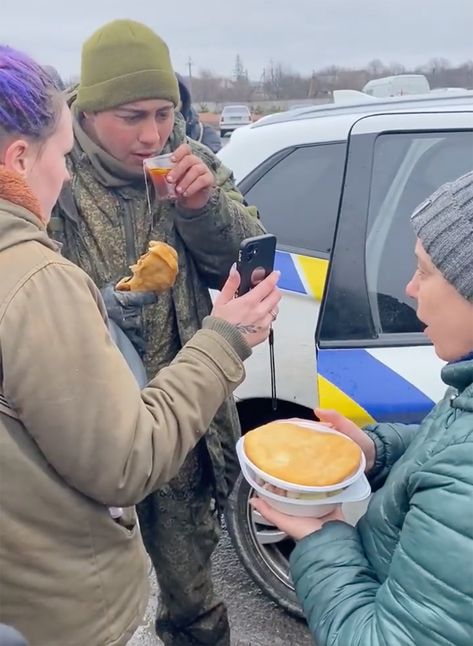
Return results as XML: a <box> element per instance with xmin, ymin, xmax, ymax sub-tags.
<box><xmin>237</xmin><ymin>419</ymin><xmax>371</xmax><ymax>517</ymax></box>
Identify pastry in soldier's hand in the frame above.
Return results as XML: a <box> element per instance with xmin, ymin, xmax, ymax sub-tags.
<box><xmin>116</xmin><ymin>241</ymin><xmax>178</xmax><ymax>293</ymax></box>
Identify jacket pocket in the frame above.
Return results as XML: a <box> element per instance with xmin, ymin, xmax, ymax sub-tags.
<box><xmin>112</xmin><ymin>506</ymin><xmax>138</xmax><ymax>538</ymax></box>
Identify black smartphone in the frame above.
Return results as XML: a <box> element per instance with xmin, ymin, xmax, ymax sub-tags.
<box><xmin>236</xmin><ymin>234</ymin><xmax>277</xmax><ymax>296</ymax></box>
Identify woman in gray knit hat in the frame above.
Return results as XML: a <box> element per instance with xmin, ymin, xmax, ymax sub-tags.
<box><xmin>252</xmin><ymin>171</ymin><xmax>473</xmax><ymax>646</ymax></box>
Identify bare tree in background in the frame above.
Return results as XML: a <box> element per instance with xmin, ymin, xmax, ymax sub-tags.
<box><xmin>415</xmin><ymin>58</ymin><xmax>453</xmax><ymax>88</ymax></box>
<box><xmin>308</xmin><ymin>72</ymin><xmax>318</xmax><ymax>98</ymax></box>
<box><xmin>388</xmin><ymin>61</ymin><xmax>406</xmax><ymax>75</ymax></box>
<box><xmin>185</xmin><ymin>57</ymin><xmax>472</xmax><ymax>107</ymax></box>
<box><xmin>423</xmin><ymin>57</ymin><xmax>452</xmax><ymax>74</ymax></box>
<box><xmin>367</xmin><ymin>59</ymin><xmax>387</xmax><ymax>77</ymax></box>
<box><xmin>192</xmin><ymin>69</ymin><xmax>224</xmax><ymax>103</ymax></box>
<box><xmin>459</xmin><ymin>60</ymin><xmax>473</xmax><ymax>88</ymax></box>
<box><xmin>232</xmin><ymin>54</ymin><xmax>253</xmax><ymax>101</ymax></box>
<box><xmin>262</xmin><ymin>60</ymin><xmax>285</xmax><ymax>99</ymax></box>
<box><xmin>233</xmin><ymin>54</ymin><xmax>247</xmax><ymax>82</ymax></box>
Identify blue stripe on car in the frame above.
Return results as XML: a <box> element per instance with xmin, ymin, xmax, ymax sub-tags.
<box><xmin>318</xmin><ymin>348</ymin><xmax>435</xmax><ymax>423</ymax></box>
<box><xmin>274</xmin><ymin>251</ymin><xmax>306</xmax><ymax>294</ymax></box>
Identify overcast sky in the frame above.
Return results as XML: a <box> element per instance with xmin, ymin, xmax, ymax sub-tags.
<box><xmin>2</xmin><ymin>0</ymin><xmax>472</xmax><ymax>81</ymax></box>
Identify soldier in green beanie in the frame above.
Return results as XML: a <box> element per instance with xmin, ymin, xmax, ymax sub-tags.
<box><xmin>50</xmin><ymin>18</ymin><xmax>265</xmax><ymax>646</ymax></box>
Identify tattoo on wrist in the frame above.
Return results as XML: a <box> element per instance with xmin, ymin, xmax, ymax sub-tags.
<box><xmin>236</xmin><ymin>323</ymin><xmax>262</xmax><ymax>334</ymax></box>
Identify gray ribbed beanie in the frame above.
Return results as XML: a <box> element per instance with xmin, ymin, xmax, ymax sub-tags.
<box><xmin>411</xmin><ymin>170</ymin><xmax>473</xmax><ymax>302</ymax></box>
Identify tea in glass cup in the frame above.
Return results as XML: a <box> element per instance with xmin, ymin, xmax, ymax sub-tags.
<box><xmin>143</xmin><ymin>153</ymin><xmax>177</xmax><ymax>202</ymax></box>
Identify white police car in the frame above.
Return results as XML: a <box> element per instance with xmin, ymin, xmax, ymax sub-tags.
<box><xmin>218</xmin><ymin>93</ymin><xmax>473</xmax><ymax>615</ymax></box>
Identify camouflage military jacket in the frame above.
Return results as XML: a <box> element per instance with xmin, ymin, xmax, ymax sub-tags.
<box><xmin>49</xmin><ymin>102</ymin><xmax>265</xmax><ymax>505</ymax></box>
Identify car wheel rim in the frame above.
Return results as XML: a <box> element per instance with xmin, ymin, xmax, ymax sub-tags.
<box><xmin>245</xmin><ymin>486</ymin><xmax>295</xmax><ymax>590</ymax></box>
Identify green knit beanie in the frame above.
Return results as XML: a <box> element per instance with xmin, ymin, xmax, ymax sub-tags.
<box><xmin>76</xmin><ymin>19</ymin><xmax>179</xmax><ymax>111</ymax></box>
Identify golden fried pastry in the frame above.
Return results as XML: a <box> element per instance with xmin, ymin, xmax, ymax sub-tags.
<box><xmin>244</xmin><ymin>421</ymin><xmax>361</xmax><ymax>487</ymax></box>
<box><xmin>116</xmin><ymin>241</ymin><xmax>178</xmax><ymax>293</ymax></box>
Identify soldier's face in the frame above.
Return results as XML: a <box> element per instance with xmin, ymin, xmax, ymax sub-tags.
<box><xmin>83</xmin><ymin>99</ymin><xmax>175</xmax><ymax>171</ymax></box>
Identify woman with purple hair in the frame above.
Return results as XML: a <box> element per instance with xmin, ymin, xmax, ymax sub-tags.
<box><xmin>0</xmin><ymin>46</ymin><xmax>280</xmax><ymax>645</ymax></box>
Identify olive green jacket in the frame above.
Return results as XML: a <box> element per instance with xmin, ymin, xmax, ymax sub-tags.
<box><xmin>0</xmin><ymin>180</ymin><xmax>250</xmax><ymax>645</ymax></box>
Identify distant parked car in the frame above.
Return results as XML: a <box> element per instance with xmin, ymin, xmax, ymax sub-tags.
<box><xmin>363</xmin><ymin>74</ymin><xmax>430</xmax><ymax>97</ymax></box>
<box><xmin>219</xmin><ymin>104</ymin><xmax>252</xmax><ymax>137</ymax></box>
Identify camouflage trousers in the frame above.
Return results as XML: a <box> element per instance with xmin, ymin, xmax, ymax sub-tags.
<box><xmin>136</xmin><ymin>440</ymin><xmax>230</xmax><ymax>646</ymax></box>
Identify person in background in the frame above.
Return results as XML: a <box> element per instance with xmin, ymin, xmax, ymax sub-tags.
<box><xmin>177</xmin><ymin>73</ymin><xmax>222</xmax><ymax>153</ymax></box>
<box><xmin>0</xmin><ymin>44</ymin><xmax>280</xmax><ymax>646</ymax></box>
<box><xmin>252</xmin><ymin>172</ymin><xmax>473</xmax><ymax>646</ymax></box>
<box><xmin>42</xmin><ymin>64</ymin><xmax>65</xmax><ymax>91</ymax></box>
<box><xmin>49</xmin><ymin>19</ymin><xmax>266</xmax><ymax>646</ymax></box>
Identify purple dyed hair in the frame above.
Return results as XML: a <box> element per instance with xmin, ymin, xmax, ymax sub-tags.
<box><xmin>0</xmin><ymin>45</ymin><xmax>63</xmax><ymax>142</ymax></box>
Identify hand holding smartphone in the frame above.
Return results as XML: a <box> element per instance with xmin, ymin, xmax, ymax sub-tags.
<box><xmin>236</xmin><ymin>234</ymin><xmax>277</xmax><ymax>296</ymax></box>
<box><xmin>210</xmin><ymin>233</ymin><xmax>280</xmax><ymax>348</ymax></box>
<box><xmin>236</xmin><ymin>233</ymin><xmax>278</xmax><ymax>410</ymax></box>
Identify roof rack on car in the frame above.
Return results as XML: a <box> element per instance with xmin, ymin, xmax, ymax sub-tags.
<box><xmin>253</xmin><ymin>91</ymin><xmax>473</xmax><ymax>128</ymax></box>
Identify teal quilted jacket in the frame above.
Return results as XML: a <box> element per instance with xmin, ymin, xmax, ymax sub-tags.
<box><xmin>290</xmin><ymin>359</ymin><xmax>473</xmax><ymax>646</ymax></box>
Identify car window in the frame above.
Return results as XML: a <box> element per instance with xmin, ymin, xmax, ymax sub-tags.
<box><xmin>244</xmin><ymin>143</ymin><xmax>346</xmax><ymax>255</ymax></box>
<box><xmin>365</xmin><ymin>130</ymin><xmax>473</xmax><ymax>335</ymax></box>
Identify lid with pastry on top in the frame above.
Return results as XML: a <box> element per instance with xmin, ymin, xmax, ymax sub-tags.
<box><xmin>243</xmin><ymin>421</ymin><xmax>362</xmax><ymax>487</ymax></box>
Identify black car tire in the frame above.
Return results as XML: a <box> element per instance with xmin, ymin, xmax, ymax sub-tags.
<box><xmin>225</xmin><ymin>473</ymin><xmax>304</xmax><ymax>618</ymax></box>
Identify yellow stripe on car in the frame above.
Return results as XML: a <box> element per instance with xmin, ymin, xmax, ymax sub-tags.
<box><xmin>317</xmin><ymin>375</ymin><xmax>375</xmax><ymax>426</ymax></box>
<box><xmin>295</xmin><ymin>255</ymin><xmax>329</xmax><ymax>301</ymax></box>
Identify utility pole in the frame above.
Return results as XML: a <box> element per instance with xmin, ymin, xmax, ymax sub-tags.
<box><xmin>187</xmin><ymin>56</ymin><xmax>193</xmax><ymax>95</ymax></box>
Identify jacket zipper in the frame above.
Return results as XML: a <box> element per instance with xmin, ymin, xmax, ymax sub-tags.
<box><xmin>446</xmin><ymin>391</ymin><xmax>460</xmax><ymax>428</ymax></box>
<box><xmin>122</xmin><ymin>198</ymin><xmax>137</xmax><ymax>267</ymax></box>
<box><xmin>121</xmin><ymin>198</ymin><xmax>146</xmax><ymax>352</ymax></box>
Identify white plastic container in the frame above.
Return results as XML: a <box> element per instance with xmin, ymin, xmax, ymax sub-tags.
<box><xmin>240</xmin><ymin>419</ymin><xmax>365</xmax><ymax>494</ymax></box>
<box><xmin>239</xmin><ymin>446</ymin><xmax>371</xmax><ymax>517</ymax></box>
<box><xmin>237</xmin><ymin>418</ymin><xmax>371</xmax><ymax>517</ymax></box>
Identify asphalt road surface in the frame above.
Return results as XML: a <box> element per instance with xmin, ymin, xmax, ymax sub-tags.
<box><xmin>128</xmin><ymin>525</ymin><xmax>314</xmax><ymax>646</ymax></box>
